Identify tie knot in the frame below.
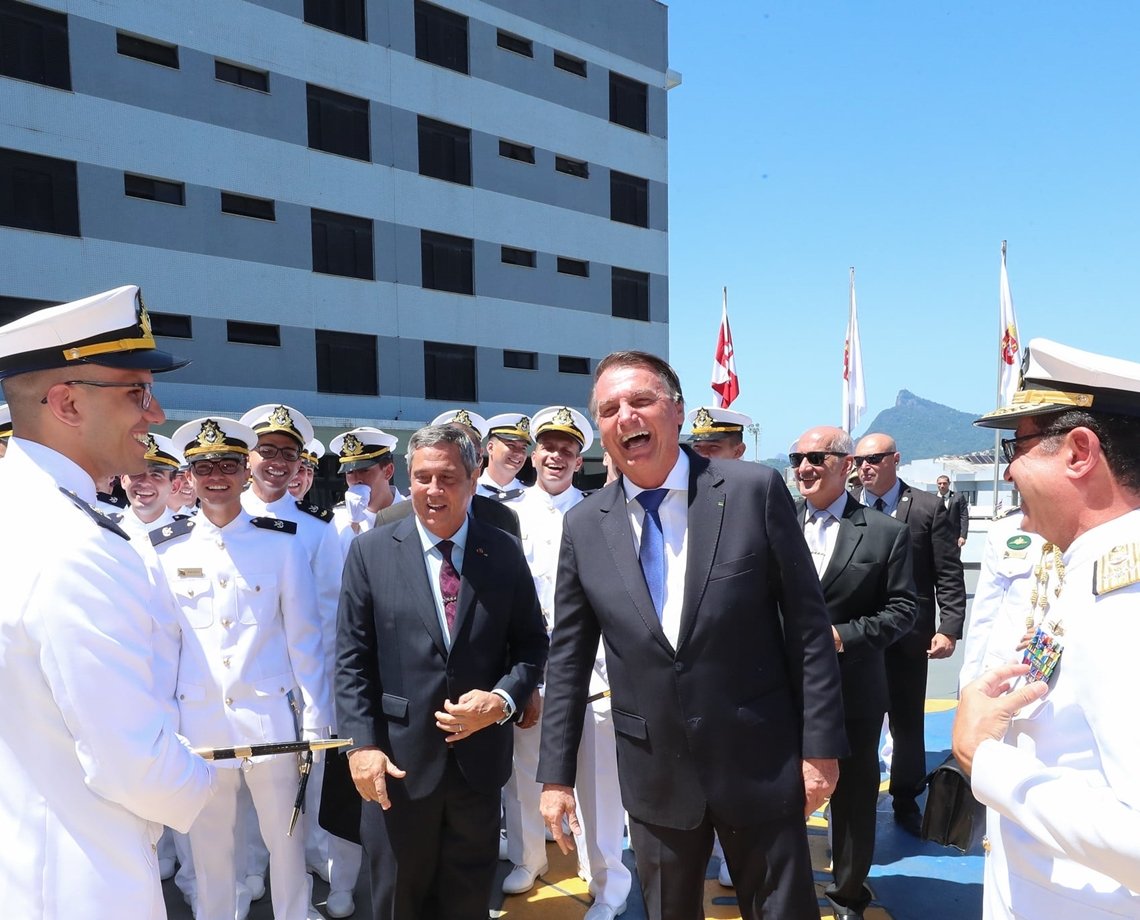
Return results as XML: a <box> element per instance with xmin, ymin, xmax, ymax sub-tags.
<box><xmin>636</xmin><ymin>488</ymin><xmax>668</xmax><ymax>514</ymax></box>
<box><xmin>438</xmin><ymin>538</ymin><xmax>455</xmax><ymax>561</ymax></box>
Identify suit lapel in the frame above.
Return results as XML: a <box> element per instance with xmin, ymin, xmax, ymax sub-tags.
<box><xmin>599</xmin><ymin>482</ymin><xmax>673</xmax><ymax>654</ymax></box>
<box><xmin>820</xmin><ymin>494</ymin><xmax>864</xmax><ymax>590</ymax></box>
<box><xmin>675</xmin><ymin>457</ymin><xmax>723</xmax><ymax>650</ymax></box>
<box><xmin>392</xmin><ymin>516</ymin><xmax>448</xmax><ymax>658</ymax></box>
<box><xmin>451</xmin><ymin>517</ymin><xmax>488</xmax><ymax>643</ymax></box>
<box><xmin>895</xmin><ymin>480</ymin><xmax>914</xmax><ymax>523</ymax></box>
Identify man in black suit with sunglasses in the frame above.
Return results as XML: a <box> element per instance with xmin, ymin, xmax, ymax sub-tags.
<box><xmin>854</xmin><ymin>433</ymin><xmax>966</xmax><ymax>836</ymax></box>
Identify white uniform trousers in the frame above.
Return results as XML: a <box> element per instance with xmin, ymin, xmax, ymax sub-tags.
<box><xmin>303</xmin><ymin>755</ymin><xmax>364</xmax><ymax>892</ymax></box>
<box><xmin>573</xmin><ymin>700</ymin><xmax>632</xmax><ymax>910</ymax></box>
<box><xmin>503</xmin><ymin>694</ymin><xmax>548</xmax><ymax>872</ymax></box>
<box><xmin>191</xmin><ymin>757</ymin><xmax>309</xmax><ymax>920</ymax></box>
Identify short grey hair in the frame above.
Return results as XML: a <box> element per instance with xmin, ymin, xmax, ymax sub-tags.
<box><xmin>406</xmin><ymin>424</ymin><xmax>479</xmax><ymax>477</ymax></box>
<box><xmin>826</xmin><ymin>430</ymin><xmax>854</xmax><ymax>455</ymax></box>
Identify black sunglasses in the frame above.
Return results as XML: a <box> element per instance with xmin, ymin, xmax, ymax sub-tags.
<box><xmin>853</xmin><ymin>452</ymin><xmax>892</xmax><ymax>466</ymax></box>
<box><xmin>1000</xmin><ymin>429</ymin><xmax>1071</xmax><ymax>464</ymax></box>
<box><xmin>789</xmin><ymin>451</ymin><xmax>846</xmax><ymax>467</ymax></box>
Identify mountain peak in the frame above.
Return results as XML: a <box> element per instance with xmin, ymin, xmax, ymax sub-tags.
<box><xmin>860</xmin><ymin>391</ymin><xmax>992</xmax><ymax>459</ymax></box>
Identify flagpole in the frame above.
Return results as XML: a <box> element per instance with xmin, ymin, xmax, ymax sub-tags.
<box><xmin>993</xmin><ymin>241</ymin><xmax>1006</xmax><ymax>520</ymax></box>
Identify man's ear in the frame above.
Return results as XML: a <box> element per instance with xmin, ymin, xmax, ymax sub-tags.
<box><xmin>42</xmin><ymin>382</ymin><xmax>83</xmax><ymax>430</ymax></box>
<box><xmin>1064</xmin><ymin>427</ymin><xmax>1101</xmax><ymax>481</ymax></box>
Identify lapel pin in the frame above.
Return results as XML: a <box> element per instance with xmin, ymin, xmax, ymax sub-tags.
<box><xmin>476</xmin><ymin>547</ymin><xmax>487</xmax><ymax>556</ymax></box>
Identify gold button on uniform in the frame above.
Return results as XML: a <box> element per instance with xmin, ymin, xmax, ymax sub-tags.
<box><xmin>225</xmin><ymin>697</ymin><xmax>233</xmax><ymax>706</ymax></box>
<box><xmin>219</xmin><ymin>577</ymin><xmax>228</xmax><ymax>588</ymax></box>
<box><xmin>222</xmin><ymin>657</ymin><xmax>231</xmax><ymax>668</ymax></box>
<box><xmin>221</xmin><ymin>618</ymin><xmax>233</xmax><ymax>628</ymax></box>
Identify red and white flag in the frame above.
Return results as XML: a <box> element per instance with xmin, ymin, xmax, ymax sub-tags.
<box><xmin>710</xmin><ymin>287</ymin><xmax>739</xmax><ymax>408</ymax></box>
<box><xmin>998</xmin><ymin>241</ymin><xmax>1021</xmax><ymax>407</ymax></box>
<box><xmin>842</xmin><ymin>267</ymin><xmax>866</xmax><ymax>433</ymax></box>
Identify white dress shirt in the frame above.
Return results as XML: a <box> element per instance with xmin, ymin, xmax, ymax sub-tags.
<box><xmin>622</xmin><ymin>451</ymin><xmax>690</xmax><ymax>649</ymax></box>
<box><xmin>804</xmin><ymin>491</ymin><xmax>849</xmax><ymax>577</ymax></box>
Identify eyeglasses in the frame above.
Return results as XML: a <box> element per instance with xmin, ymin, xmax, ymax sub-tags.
<box><xmin>190</xmin><ymin>459</ymin><xmax>244</xmax><ymax>477</ymax></box>
<box><xmin>254</xmin><ymin>444</ymin><xmax>301</xmax><ymax>462</ymax></box>
<box><xmin>853</xmin><ymin>452</ymin><xmax>893</xmax><ymax>466</ymax></box>
<box><xmin>1000</xmin><ymin>430</ymin><xmax>1070</xmax><ymax>464</ymax></box>
<box><xmin>789</xmin><ymin>451</ymin><xmax>846</xmax><ymax>467</ymax></box>
<box><xmin>41</xmin><ymin>380</ymin><xmax>154</xmax><ymax>410</ymax></box>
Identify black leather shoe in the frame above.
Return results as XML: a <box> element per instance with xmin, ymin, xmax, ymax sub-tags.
<box><xmin>893</xmin><ymin>803</ymin><xmax>923</xmax><ymax>837</ymax></box>
<box><xmin>825</xmin><ymin>895</ymin><xmax>865</xmax><ymax>919</ymax></box>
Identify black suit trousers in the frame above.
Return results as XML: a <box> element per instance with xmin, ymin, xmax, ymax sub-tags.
<box><xmin>629</xmin><ymin>809</ymin><xmax>818</xmax><ymax>920</ymax></box>
<box><xmin>827</xmin><ymin>715</ymin><xmax>885</xmax><ymax>911</ymax></box>
<box><xmin>885</xmin><ymin>640</ymin><xmax>929</xmax><ymax>805</ymax></box>
<box><xmin>359</xmin><ymin>752</ymin><xmax>500</xmax><ymax>920</ymax></box>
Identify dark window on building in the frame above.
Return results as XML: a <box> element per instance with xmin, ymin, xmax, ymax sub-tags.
<box><xmin>221</xmin><ymin>191</ymin><xmax>275</xmax><ymax>221</ymax></box>
<box><xmin>316</xmin><ymin>329</ymin><xmax>378</xmax><ymax>395</ymax></box>
<box><xmin>303</xmin><ymin>0</ymin><xmax>365</xmax><ymax>40</ymax></box>
<box><xmin>0</xmin><ymin>0</ymin><xmax>71</xmax><ymax>89</ymax></box>
<box><xmin>424</xmin><ymin>341</ymin><xmax>476</xmax><ymax>401</ymax></box>
<box><xmin>609</xmin><ymin>71</ymin><xmax>647</xmax><ymax>132</ymax></box>
<box><xmin>149</xmin><ymin>311</ymin><xmax>193</xmax><ymax>338</ymax></box>
<box><xmin>214</xmin><ymin>59</ymin><xmax>268</xmax><ymax>92</ymax></box>
<box><xmin>124</xmin><ymin>173</ymin><xmax>184</xmax><ymax>205</ymax></box>
<box><xmin>421</xmin><ymin>230</ymin><xmax>473</xmax><ymax>295</ymax></box>
<box><xmin>0</xmin><ymin>294</ymin><xmax>57</xmax><ymax>326</ymax></box>
<box><xmin>307</xmin><ymin>84</ymin><xmax>370</xmax><ymax>161</ymax></box>
<box><xmin>414</xmin><ymin>1</ymin><xmax>467</xmax><ymax>74</ymax></box>
<box><xmin>0</xmin><ymin>148</ymin><xmax>78</xmax><ymax>236</ymax></box>
<box><xmin>116</xmin><ymin>31</ymin><xmax>179</xmax><ymax>69</ymax></box>
<box><xmin>610</xmin><ymin>170</ymin><xmax>648</xmax><ymax>227</ymax></box>
<box><xmin>557</xmin><ymin>257</ymin><xmax>589</xmax><ymax>277</ymax></box>
<box><xmin>496</xmin><ymin>29</ymin><xmax>532</xmax><ymax>57</ymax></box>
<box><xmin>227</xmin><ymin>320</ymin><xmax>280</xmax><ymax>346</ymax></box>
<box><xmin>559</xmin><ymin>355</ymin><xmax>590</xmax><ymax>375</ymax></box>
<box><xmin>417</xmin><ymin>116</ymin><xmax>470</xmax><ymax>185</ymax></box>
<box><xmin>611</xmin><ymin>267</ymin><xmax>649</xmax><ymax>321</ymax></box>
<box><xmin>498</xmin><ymin>139</ymin><xmax>535</xmax><ymax>164</ymax></box>
<box><xmin>312</xmin><ymin>208</ymin><xmax>374</xmax><ymax>280</ymax></box>
<box><xmin>501</xmin><ymin>246</ymin><xmax>535</xmax><ymax>268</ymax></box>
<box><xmin>553</xmin><ymin>51</ymin><xmax>586</xmax><ymax>77</ymax></box>
<box><xmin>504</xmin><ymin>349</ymin><xmax>536</xmax><ymax>370</ymax></box>
<box><xmin>555</xmin><ymin>155</ymin><xmax>588</xmax><ymax>179</ymax></box>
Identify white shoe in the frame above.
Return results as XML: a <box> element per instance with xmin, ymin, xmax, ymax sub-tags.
<box><xmin>498</xmin><ymin>829</ymin><xmax>509</xmax><ymax>861</ymax></box>
<box><xmin>502</xmin><ymin>862</ymin><xmax>546</xmax><ymax>895</ymax></box>
<box><xmin>584</xmin><ymin>902</ymin><xmax>627</xmax><ymax>920</ymax></box>
<box><xmin>718</xmin><ymin>859</ymin><xmax>734</xmax><ymax>888</ymax></box>
<box><xmin>327</xmin><ymin>889</ymin><xmax>356</xmax><ymax>918</ymax></box>
<box><xmin>158</xmin><ymin>856</ymin><xmax>177</xmax><ymax>880</ymax></box>
<box><xmin>308</xmin><ymin>860</ymin><xmax>331</xmax><ymax>883</ymax></box>
<box><xmin>245</xmin><ymin>874</ymin><xmax>266</xmax><ymax>901</ymax></box>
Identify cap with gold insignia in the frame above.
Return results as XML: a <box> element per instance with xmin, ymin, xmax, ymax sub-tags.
<box><xmin>239</xmin><ymin>404</ymin><xmax>314</xmax><ymax>446</ymax></box>
<box><xmin>172</xmin><ymin>417</ymin><xmax>258</xmax><ymax>461</ymax></box>
<box><xmin>431</xmin><ymin>409</ymin><xmax>489</xmax><ymax>440</ymax></box>
<box><xmin>531</xmin><ymin>406</ymin><xmax>593</xmax><ymax>452</ymax></box>
<box><xmin>976</xmin><ymin>338</ymin><xmax>1140</xmax><ymax>429</ymax></box>
<box><xmin>685</xmin><ymin>406</ymin><xmax>753</xmax><ymax>442</ymax></box>
<box><xmin>329</xmin><ymin>427</ymin><xmax>399</xmax><ymax>472</ymax></box>
<box><xmin>485</xmin><ymin>413</ymin><xmax>532</xmax><ymax>444</ymax></box>
<box><xmin>141</xmin><ymin>433</ymin><xmax>184</xmax><ymax>470</ymax></box>
<box><xmin>301</xmin><ymin>438</ymin><xmax>325</xmax><ymax>469</ymax></box>
<box><xmin>0</xmin><ymin>285</ymin><xmax>187</xmax><ymax>380</ymax></box>
<box><xmin>0</xmin><ymin>402</ymin><xmax>11</xmax><ymax>441</ymax></box>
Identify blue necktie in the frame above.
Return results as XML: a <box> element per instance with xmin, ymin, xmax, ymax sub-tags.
<box><xmin>636</xmin><ymin>489</ymin><xmax>668</xmax><ymax>618</ymax></box>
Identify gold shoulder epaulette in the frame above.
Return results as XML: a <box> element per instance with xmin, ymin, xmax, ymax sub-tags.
<box><xmin>1093</xmin><ymin>543</ymin><xmax>1140</xmax><ymax>596</ymax></box>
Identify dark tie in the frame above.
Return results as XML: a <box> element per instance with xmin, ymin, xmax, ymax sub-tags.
<box><xmin>438</xmin><ymin>539</ymin><xmax>460</xmax><ymax>636</ymax></box>
<box><xmin>636</xmin><ymin>489</ymin><xmax>668</xmax><ymax>618</ymax></box>
<box><xmin>873</xmin><ymin>497</ymin><xmax>886</xmax><ymax>513</ymax></box>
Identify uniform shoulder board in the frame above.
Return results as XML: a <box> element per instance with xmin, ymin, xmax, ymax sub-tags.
<box><xmin>150</xmin><ymin>516</ymin><xmax>196</xmax><ymax>546</ymax></box>
<box><xmin>295</xmin><ymin>501</ymin><xmax>333</xmax><ymax>523</ymax></box>
<box><xmin>251</xmin><ymin>516</ymin><xmax>298</xmax><ymax>534</ymax></box>
<box><xmin>59</xmin><ymin>488</ymin><xmax>130</xmax><ymax>541</ymax></box>
<box><xmin>1093</xmin><ymin>543</ymin><xmax>1140</xmax><ymax>596</ymax></box>
<box><xmin>96</xmin><ymin>490</ymin><xmax>128</xmax><ymax>509</ymax></box>
<box><xmin>172</xmin><ymin>512</ymin><xmax>192</xmax><ymax>521</ymax></box>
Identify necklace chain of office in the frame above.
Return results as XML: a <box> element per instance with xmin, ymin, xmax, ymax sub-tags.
<box><xmin>1027</xmin><ymin>542</ymin><xmax>1066</xmax><ymax>634</ymax></box>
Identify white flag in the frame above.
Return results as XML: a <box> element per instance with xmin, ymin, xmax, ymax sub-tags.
<box><xmin>842</xmin><ymin>267</ymin><xmax>866</xmax><ymax>433</ymax></box>
<box><xmin>998</xmin><ymin>241</ymin><xmax>1021</xmax><ymax>407</ymax></box>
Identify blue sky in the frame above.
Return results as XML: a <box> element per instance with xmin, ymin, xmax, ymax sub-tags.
<box><xmin>664</xmin><ymin>2</ymin><xmax>1140</xmax><ymax>458</ymax></box>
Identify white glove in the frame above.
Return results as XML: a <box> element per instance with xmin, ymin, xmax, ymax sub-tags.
<box><xmin>345</xmin><ymin>484</ymin><xmax>371</xmax><ymax>523</ymax></box>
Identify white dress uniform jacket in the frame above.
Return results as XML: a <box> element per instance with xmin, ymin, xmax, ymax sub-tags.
<box><xmin>0</xmin><ymin>439</ymin><xmax>214</xmax><ymax>920</ymax></box>
<box><xmin>972</xmin><ymin>510</ymin><xmax>1140</xmax><ymax>918</ymax></box>
<box><xmin>332</xmin><ymin>489</ymin><xmax>405</xmax><ymax>558</ymax></box>
<box><xmin>151</xmin><ymin>511</ymin><xmax>329</xmax><ymax>750</ymax></box>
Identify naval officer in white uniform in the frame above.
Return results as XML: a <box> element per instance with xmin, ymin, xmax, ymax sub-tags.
<box><xmin>955</xmin><ymin>338</ymin><xmax>1140</xmax><ymax>919</ymax></box>
<box><xmin>0</xmin><ymin>285</ymin><xmax>214</xmax><ymax>920</ymax></box>
<box><xmin>154</xmin><ymin>416</ymin><xmax>329</xmax><ymax>920</ymax></box>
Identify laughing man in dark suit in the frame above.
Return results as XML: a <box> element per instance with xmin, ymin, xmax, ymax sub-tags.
<box><xmin>792</xmin><ymin>426</ymin><xmax>917</xmax><ymax>919</ymax></box>
<box><xmin>538</xmin><ymin>351</ymin><xmax>848</xmax><ymax>920</ymax></box>
<box><xmin>335</xmin><ymin>424</ymin><xmax>548</xmax><ymax>919</ymax></box>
